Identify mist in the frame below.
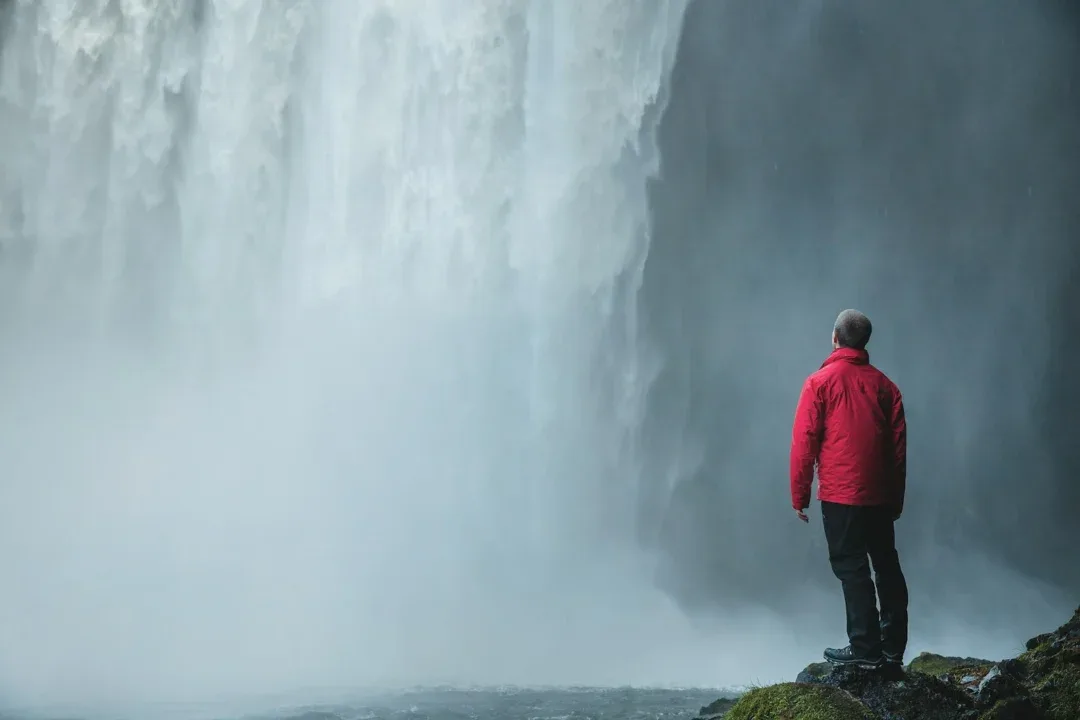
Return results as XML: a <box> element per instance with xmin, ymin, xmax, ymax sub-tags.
<box><xmin>0</xmin><ymin>0</ymin><xmax>1077</xmax><ymax>713</ymax></box>
<box><xmin>642</xmin><ymin>0</ymin><xmax>1080</xmax><ymax>646</ymax></box>
<box><xmin>0</xmin><ymin>0</ymin><xmax>765</xmax><ymax>709</ymax></box>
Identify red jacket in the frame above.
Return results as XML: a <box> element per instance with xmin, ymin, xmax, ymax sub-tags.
<box><xmin>789</xmin><ymin>347</ymin><xmax>906</xmax><ymax>511</ymax></box>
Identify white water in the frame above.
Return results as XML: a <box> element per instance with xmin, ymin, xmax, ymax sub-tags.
<box><xmin>0</xmin><ymin>0</ymin><xmax>824</xmax><ymax>709</ymax></box>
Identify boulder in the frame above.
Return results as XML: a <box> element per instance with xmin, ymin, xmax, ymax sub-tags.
<box><xmin>794</xmin><ymin>662</ymin><xmax>832</xmax><ymax>684</ymax></box>
<box><xmin>722</xmin><ymin>682</ymin><xmax>875</xmax><ymax>720</ymax></box>
<box><xmin>797</xmin><ymin>662</ymin><xmax>974</xmax><ymax>720</ymax></box>
<box><xmin>906</xmin><ymin>652</ymin><xmax>995</xmax><ymax>687</ymax></box>
<box><xmin>696</xmin><ymin>696</ymin><xmax>738</xmax><ymax>719</ymax></box>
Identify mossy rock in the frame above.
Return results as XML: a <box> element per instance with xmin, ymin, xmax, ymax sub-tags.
<box><xmin>697</xmin><ymin>696</ymin><xmax>738</xmax><ymax>718</ymax></box>
<box><xmin>1017</xmin><ymin>640</ymin><xmax>1079</xmax><ymax>677</ymax></box>
<box><xmin>1030</xmin><ymin>664</ymin><xmax>1080</xmax><ymax>720</ymax></box>
<box><xmin>1017</xmin><ymin>645</ymin><xmax>1054</xmax><ymax>676</ymax></box>
<box><xmin>907</xmin><ymin>652</ymin><xmax>996</xmax><ymax>689</ymax></box>
<box><xmin>794</xmin><ymin>662</ymin><xmax>833</xmax><ymax>683</ymax></box>
<box><xmin>907</xmin><ymin>651</ymin><xmax>994</xmax><ymax>677</ymax></box>
<box><xmin>1026</xmin><ymin>633</ymin><xmax>1056</xmax><ymax>652</ymax></box>
<box><xmin>724</xmin><ymin>682</ymin><xmax>876</xmax><ymax>720</ymax></box>
<box><xmin>807</xmin><ymin>664</ymin><xmax>976</xmax><ymax>720</ymax></box>
<box><xmin>1013</xmin><ymin>607</ymin><xmax>1080</xmax><ymax>719</ymax></box>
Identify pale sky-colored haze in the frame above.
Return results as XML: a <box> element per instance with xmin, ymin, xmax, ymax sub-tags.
<box><xmin>0</xmin><ymin>0</ymin><xmax>1077</xmax><ymax>713</ymax></box>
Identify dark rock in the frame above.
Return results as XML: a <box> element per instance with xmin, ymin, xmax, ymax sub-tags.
<box><xmin>696</xmin><ymin>696</ymin><xmax>737</xmax><ymax>719</ymax></box>
<box><xmin>794</xmin><ymin>661</ymin><xmax>832</xmax><ymax>684</ymax></box>
<box><xmin>1026</xmin><ymin>633</ymin><xmax>1055</xmax><ymax>651</ymax></box>
<box><xmin>799</xmin><ymin>663</ymin><xmax>975</xmax><ymax>720</ymax></box>
<box><xmin>974</xmin><ymin>664</ymin><xmax>1029</xmax><ymax>709</ymax></box>
<box><xmin>997</xmin><ymin>658</ymin><xmax>1026</xmax><ymax>676</ymax></box>
<box><xmin>1013</xmin><ymin>607</ymin><xmax>1080</xmax><ymax>719</ymax></box>
<box><xmin>978</xmin><ymin>696</ymin><xmax>1046</xmax><ymax>720</ymax></box>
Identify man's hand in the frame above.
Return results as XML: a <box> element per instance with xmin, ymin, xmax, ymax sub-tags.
<box><xmin>795</xmin><ymin>508</ymin><xmax>809</xmax><ymax>523</ymax></box>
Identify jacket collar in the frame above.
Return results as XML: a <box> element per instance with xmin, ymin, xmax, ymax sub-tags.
<box><xmin>821</xmin><ymin>347</ymin><xmax>869</xmax><ymax>368</ymax></box>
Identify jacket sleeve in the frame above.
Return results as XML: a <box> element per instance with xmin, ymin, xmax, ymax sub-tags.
<box><xmin>790</xmin><ymin>377</ymin><xmax>825</xmax><ymax>510</ymax></box>
<box><xmin>889</xmin><ymin>388</ymin><xmax>907</xmax><ymax>513</ymax></box>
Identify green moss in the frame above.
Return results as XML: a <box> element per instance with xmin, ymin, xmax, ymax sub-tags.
<box><xmin>907</xmin><ymin>652</ymin><xmax>994</xmax><ymax>684</ymax></box>
<box><xmin>1032</xmin><ymin>664</ymin><xmax>1080</xmax><ymax>720</ymax></box>
<box><xmin>1013</xmin><ymin>612</ymin><xmax>1080</xmax><ymax>720</ymax></box>
<box><xmin>724</xmin><ymin>682</ymin><xmax>877</xmax><ymax>720</ymax></box>
<box><xmin>1017</xmin><ymin>640</ymin><xmax>1055</xmax><ymax>670</ymax></box>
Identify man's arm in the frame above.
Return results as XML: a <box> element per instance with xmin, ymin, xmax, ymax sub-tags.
<box><xmin>890</xmin><ymin>388</ymin><xmax>907</xmax><ymax>517</ymax></box>
<box><xmin>790</xmin><ymin>377</ymin><xmax>825</xmax><ymax>511</ymax></box>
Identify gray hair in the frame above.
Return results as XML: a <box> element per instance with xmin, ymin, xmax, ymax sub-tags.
<box><xmin>833</xmin><ymin>309</ymin><xmax>873</xmax><ymax>350</ymax></box>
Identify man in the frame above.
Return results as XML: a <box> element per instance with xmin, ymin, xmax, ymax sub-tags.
<box><xmin>790</xmin><ymin>309</ymin><xmax>909</xmax><ymax>670</ymax></box>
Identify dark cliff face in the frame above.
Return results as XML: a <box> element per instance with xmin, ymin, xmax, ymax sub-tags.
<box><xmin>641</xmin><ymin>0</ymin><xmax>1080</xmax><ymax>612</ymax></box>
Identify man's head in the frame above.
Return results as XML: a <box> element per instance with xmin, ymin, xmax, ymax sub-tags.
<box><xmin>832</xmin><ymin>309</ymin><xmax>873</xmax><ymax>350</ymax></box>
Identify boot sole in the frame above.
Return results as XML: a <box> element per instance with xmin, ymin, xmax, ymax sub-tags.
<box><xmin>825</xmin><ymin>656</ymin><xmax>883</xmax><ymax>670</ymax></box>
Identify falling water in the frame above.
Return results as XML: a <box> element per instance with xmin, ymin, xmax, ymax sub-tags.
<box><xmin>0</xmin><ymin>0</ymin><xmax>807</xmax><ymax>708</ymax></box>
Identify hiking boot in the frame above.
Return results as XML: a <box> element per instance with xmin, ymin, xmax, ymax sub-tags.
<box><xmin>824</xmin><ymin>645</ymin><xmax>883</xmax><ymax>669</ymax></box>
<box><xmin>881</xmin><ymin>632</ymin><xmax>904</xmax><ymax>666</ymax></box>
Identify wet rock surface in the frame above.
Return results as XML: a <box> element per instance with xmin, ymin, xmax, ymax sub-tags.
<box><xmin>803</xmin><ymin>662</ymin><xmax>975</xmax><ymax>720</ymax></box>
<box><xmin>694</xmin><ymin>605</ymin><xmax>1080</xmax><ymax>719</ymax></box>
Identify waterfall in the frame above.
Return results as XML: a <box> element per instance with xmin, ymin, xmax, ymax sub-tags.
<box><xmin>0</xmin><ymin>0</ymin><xmax>710</xmax><ymax>704</ymax></box>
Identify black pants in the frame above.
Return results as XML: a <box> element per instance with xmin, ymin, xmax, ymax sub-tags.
<box><xmin>821</xmin><ymin>500</ymin><xmax>909</xmax><ymax>659</ymax></box>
